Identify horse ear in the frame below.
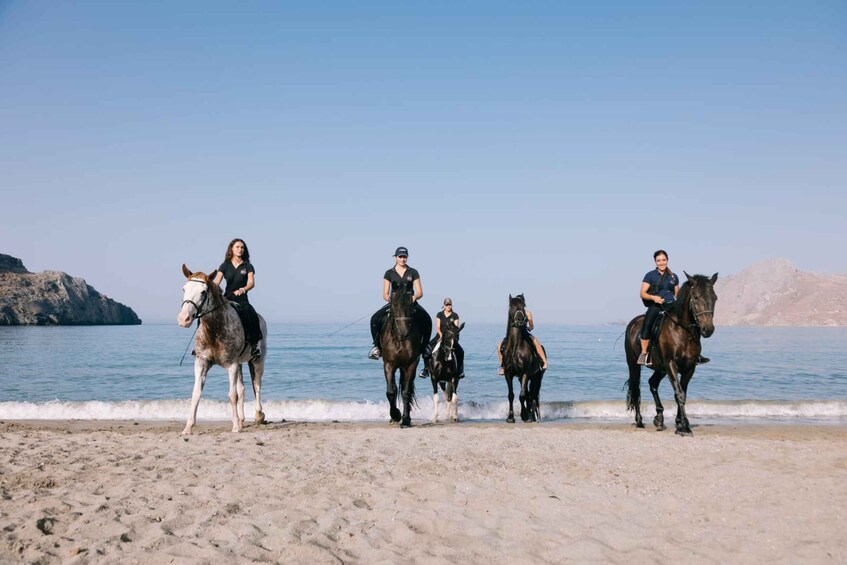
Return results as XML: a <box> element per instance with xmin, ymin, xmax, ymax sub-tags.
<box><xmin>684</xmin><ymin>271</ymin><xmax>691</xmax><ymax>281</ymax></box>
<box><xmin>509</xmin><ymin>294</ymin><xmax>513</xmax><ymax>301</ymax></box>
<box><xmin>208</xmin><ymin>270</ymin><xmax>218</xmax><ymax>283</ymax></box>
<box><xmin>182</xmin><ymin>264</ymin><xmax>192</xmax><ymax>278</ymax></box>
<box><xmin>710</xmin><ymin>272</ymin><xmax>719</xmax><ymax>284</ymax></box>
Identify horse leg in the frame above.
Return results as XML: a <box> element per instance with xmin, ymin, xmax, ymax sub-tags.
<box><xmin>648</xmin><ymin>370</ymin><xmax>666</xmax><ymax>431</ymax></box>
<box><xmin>228</xmin><ymin>364</ymin><xmax>244</xmax><ymax>433</ymax></box>
<box><xmin>519</xmin><ymin>374</ymin><xmax>531</xmax><ymax>422</ymax></box>
<box><xmin>400</xmin><ymin>363</ymin><xmax>415</xmax><ymax>428</ymax></box>
<box><xmin>432</xmin><ymin>378</ymin><xmax>440</xmax><ymax>424</ymax></box>
<box><xmin>666</xmin><ymin>363</ymin><xmax>692</xmax><ymax>436</ymax></box>
<box><xmin>249</xmin><ymin>359</ymin><xmax>265</xmax><ymax>425</ymax></box>
<box><xmin>449</xmin><ymin>380</ymin><xmax>459</xmax><ymax>423</ymax></box>
<box><xmin>529</xmin><ymin>372</ymin><xmax>543</xmax><ymax>422</ymax></box>
<box><xmin>506</xmin><ymin>375</ymin><xmax>516</xmax><ymax>423</ymax></box>
<box><xmin>675</xmin><ymin>366</ymin><xmax>696</xmax><ymax>436</ymax></box>
<box><xmin>182</xmin><ymin>359</ymin><xmax>210</xmax><ymax>436</ymax></box>
<box><xmin>384</xmin><ymin>365</ymin><xmax>401</xmax><ymax>424</ymax></box>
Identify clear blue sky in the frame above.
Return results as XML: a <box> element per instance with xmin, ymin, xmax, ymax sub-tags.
<box><xmin>1</xmin><ymin>1</ymin><xmax>845</xmax><ymax>324</ymax></box>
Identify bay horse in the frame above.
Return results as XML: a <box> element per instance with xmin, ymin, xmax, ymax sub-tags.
<box><xmin>380</xmin><ymin>280</ymin><xmax>425</xmax><ymax>427</ymax></box>
<box><xmin>177</xmin><ymin>264</ymin><xmax>267</xmax><ymax>435</ymax></box>
<box><xmin>624</xmin><ymin>272</ymin><xmax>718</xmax><ymax>436</ymax></box>
<box><xmin>429</xmin><ymin>321</ymin><xmax>465</xmax><ymax>423</ymax></box>
<box><xmin>502</xmin><ymin>294</ymin><xmax>545</xmax><ymax>423</ymax></box>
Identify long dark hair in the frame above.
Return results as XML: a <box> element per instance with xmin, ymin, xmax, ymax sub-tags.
<box><xmin>653</xmin><ymin>249</ymin><xmax>673</xmax><ymax>278</ymax></box>
<box><xmin>224</xmin><ymin>238</ymin><xmax>251</xmax><ymax>263</ymax></box>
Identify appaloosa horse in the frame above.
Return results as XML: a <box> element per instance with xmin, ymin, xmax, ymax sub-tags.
<box><xmin>624</xmin><ymin>272</ymin><xmax>718</xmax><ymax>436</ymax></box>
<box><xmin>429</xmin><ymin>321</ymin><xmax>465</xmax><ymax>423</ymax></box>
<box><xmin>177</xmin><ymin>264</ymin><xmax>267</xmax><ymax>435</ymax></box>
<box><xmin>380</xmin><ymin>280</ymin><xmax>427</xmax><ymax>427</ymax></box>
<box><xmin>502</xmin><ymin>294</ymin><xmax>545</xmax><ymax>423</ymax></box>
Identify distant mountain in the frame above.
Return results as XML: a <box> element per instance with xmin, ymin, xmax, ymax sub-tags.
<box><xmin>713</xmin><ymin>259</ymin><xmax>847</xmax><ymax>327</ymax></box>
<box><xmin>0</xmin><ymin>253</ymin><xmax>141</xmax><ymax>326</ymax></box>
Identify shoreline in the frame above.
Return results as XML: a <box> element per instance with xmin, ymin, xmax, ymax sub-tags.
<box><xmin>2</xmin><ymin>420</ymin><xmax>845</xmax><ymax>563</ymax></box>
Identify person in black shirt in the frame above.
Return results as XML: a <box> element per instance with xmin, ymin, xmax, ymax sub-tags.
<box><xmin>368</xmin><ymin>247</ymin><xmax>433</xmax><ymax>364</ymax></box>
<box><xmin>424</xmin><ymin>297</ymin><xmax>464</xmax><ymax>379</ymax></box>
<box><xmin>213</xmin><ymin>238</ymin><xmax>261</xmax><ymax>360</ymax></box>
<box><xmin>496</xmin><ymin>299</ymin><xmax>548</xmax><ymax>374</ymax></box>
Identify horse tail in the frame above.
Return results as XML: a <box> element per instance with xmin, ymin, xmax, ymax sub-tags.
<box><xmin>624</xmin><ymin>317</ymin><xmax>641</xmax><ymax>412</ymax></box>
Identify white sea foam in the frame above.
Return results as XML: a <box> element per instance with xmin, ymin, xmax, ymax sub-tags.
<box><xmin>1</xmin><ymin>398</ymin><xmax>845</xmax><ymax>423</ymax></box>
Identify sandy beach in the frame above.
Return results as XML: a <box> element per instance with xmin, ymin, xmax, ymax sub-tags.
<box><xmin>1</xmin><ymin>420</ymin><xmax>845</xmax><ymax>564</ymax></box>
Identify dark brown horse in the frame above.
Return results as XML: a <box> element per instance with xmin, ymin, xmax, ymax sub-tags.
<box><xmin>429</xmin><ymin>321</ymin><xmax>465</xmax><ymax>423</ymax></box>
<box><xmin>502</xmin><ymin>294</ymin><xmax>546</xmax><ymax>423</ymax></box>
<box><xmin>625</xmin><ymin>272</ymin><xmax>718</xmax><ymax>436</ymax></box>
<box><xmin>381</xmin><ymin>280</ymin><xmax>427</xmax><ymax>427</ymax></box>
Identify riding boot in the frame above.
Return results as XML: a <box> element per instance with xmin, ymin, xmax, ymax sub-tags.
<box><xmin>250</xmin><ymin>342</ymin><xmax>261</xmax><ymax>361</ymax></box>
<box><xmin>418</xmin><ymin>344</ymin><xmax>432</xmax><ymax>378</ymax></box>
<box><xmin>368</xmin><ymin>346</ymin><xmax>381</xmax><ymax>360</ymax></box>
<box><xmin>697</xmin><ymin>355</ymin><xmax>710</xmax><ymax>365</ymax></box>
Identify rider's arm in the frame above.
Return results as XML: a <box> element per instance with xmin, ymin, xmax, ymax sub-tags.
<box><xmin>413</xmin><ymin>278</ymin><xmax>423</xmax><ymax>302</ymax></box>
<box><xmin>673</xmin><ymin>284</ymin><xmax>679</xmax><ymax>298</ymax></box>
<box><xmin>641</xmin><ymin>281</ymin><xmax>663</xmax><ymax>304</ymax></box>
<box><xmin>213</xmin><ymin>271</ymin><xmax>224</xmax><ymax>286</ymax></box>
<box><xmin>527</xmin><ymin>310</ymin><xmax>535</xmax><ymax>332</ymax></box>
<box><xmin>436</xmin><ymin>316</ymin><xmax>442</xmax><ymax>338</ymax></box>
<box><xmin>235</xmin><ymin>272</ymin><xmax>255</xmax><ymax>297</ymax></box>
<box><xmin>383</xmin><ymin>279</ymin><xmax>391</xmax><ymax>302</ymax></box>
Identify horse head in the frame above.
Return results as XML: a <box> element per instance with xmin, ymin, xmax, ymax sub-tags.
<box><xmin>178</xmin><ymin>264</ymin><xmax>221</xmax><ymax>327</ymax></box>
<box><xmin>683</xmin><ymin>271</ymin><xmax>719</xmax><ymax>338</ymax></box>
<box><xmin>439</xmin><ymin>321</ymin><xmax>465</xmax><ymax>363</ymax></box>
<box><xmin>508</xmin><ymin>294</ymin><xmax>528</xmax><ymax>329</ymax></box>
<box><xmin>389</xmin><ymin>280</ymin><xmax>416</xmax><ymax>339</ymax></box>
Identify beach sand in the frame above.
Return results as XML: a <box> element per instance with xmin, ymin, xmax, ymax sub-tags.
<box><xmin>1</xmin><ymin>420</ymin><xmax>845</xmax><ymax>564</ymax></box>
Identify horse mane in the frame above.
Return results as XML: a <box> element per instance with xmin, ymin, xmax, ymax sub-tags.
<box><xmin>672</xmin><ymin>274</ymin><xmax>710</xmax><ymax>317</ymax></box>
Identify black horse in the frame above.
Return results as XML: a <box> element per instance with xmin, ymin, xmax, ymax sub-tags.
<box><xmin>428</xmin><ymin>321</ymin><xmax>465</xmax><ymax>423</ymax></box>
<box><xmin>502</xmin><ymin>294</ymin><xmax>546</xmax><ymax>423</ymax></box>
<box><xmin>381</xmin><ymin>280</ymin><xmax>428</xmax><ymax>427</ymax></box>
<box><xmin>625</xmin><ymin>273</ymin><xmax>718</xmax><ymax>436</ymax></box>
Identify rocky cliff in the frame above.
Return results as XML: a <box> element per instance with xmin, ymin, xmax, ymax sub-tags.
<box><xmin>713</xmin><ymin>258</ymin><xmax>847</xmax><ymax>327</ymax></box>
<box><xmin>0</xmin><ymin>253</ymin><xmax>141</xmax><ymax>325</ymax></box>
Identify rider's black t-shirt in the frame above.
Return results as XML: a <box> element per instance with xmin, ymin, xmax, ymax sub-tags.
<box><xmin>218</xmin><ymin>261</ymin><xmax>255</xmax><ymax>304</ymax></box>
<box><xmin>384</xmin><ymin>267</ymin><xmax>420</xmax><ymax>289</ymax></box>
<box><xmin>437</xmin><ymin>310</ymin><xmax>460</xmax><ymax>341</ymax></box>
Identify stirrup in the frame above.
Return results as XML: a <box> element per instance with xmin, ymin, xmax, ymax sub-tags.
<box><xmin>458</xmin><ymin>371</ymin><xmax>465</xmax><ymax>380</ymax></box>
<box><xmin>368</xmin><ymin>346</ymin><xmax>381</xmax><ymax>360</ymax></box>
<box><xmin>637</xmin><ymin>353</ymin><xmax>648</xmax><ymax>365</ymax></box>
<box><xmin>418</xmin><ymin>368</ymin><xmax>430</xmax><ymax>379</ymax></box>
<box><xmin>697</xmin><ymin>355</ymin><xmax>710</xmax><ymax>365</ymax></box>
<box><xmin>498</xmin><ymin>366</ymin><xmax>504</xmax><ymax>375</ymax></box>
<box><xmin>250</xmin><ymin>345</ymin><xmax>261</xmax><ymax>361</ymax></box>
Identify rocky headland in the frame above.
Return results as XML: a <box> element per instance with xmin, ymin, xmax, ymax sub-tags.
<box><xmin>0</xmin><ymin>253</ymin><xmax>141</xmax><ymax>325</ymax></box>
<box><xmin>713</xmin><ymin>258</ymin><xmax>847</xmax><ymax>326</ymax></box>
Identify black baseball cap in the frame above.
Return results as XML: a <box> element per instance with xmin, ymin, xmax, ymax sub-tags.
<box><xmin>394</xmin><ymin>246</ymin><xmax>409</xmax><ymax>257</ymax></box>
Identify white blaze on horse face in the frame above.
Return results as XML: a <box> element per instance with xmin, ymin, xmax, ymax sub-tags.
<box><xmin>178</xmin><ymin>279</ymin><xmax>206</xmax><ymax>327</ymax></box>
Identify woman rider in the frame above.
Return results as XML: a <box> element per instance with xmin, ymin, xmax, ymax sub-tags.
<box><xmin>497</xmin><ymin>296</ymin><xmax>548</xmax><ymax>375</ymax></box>
<box><xmin>368</xmin><ymin>247</ymin><xmax>433</xmax><ymax>366</ymax></box>
<box><xmin>423</xmin><ymin>297</ymin><xmax>464</xmax><ymax>379</ymax></box>
<box><xmin>213</xmin><ymin>238</ymin><xmax>261</xmax><ymax>361</ymax></box>
<box><xmin>639</xmin><ymin>249</ymin><xmax>710</xmax><ymax>366</ymax></box>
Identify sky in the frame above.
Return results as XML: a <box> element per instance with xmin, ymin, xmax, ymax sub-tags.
<box><xmin>1</xmin><ymin>1</ymin><xmax>845</xmax><ymax>325</ymax></box>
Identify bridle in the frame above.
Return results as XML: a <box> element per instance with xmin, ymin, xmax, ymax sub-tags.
<box><xmin>182</xmin><ymin>279</ymin><xmax>225</xmax><ymax>321</ymax></box>
<box><xmin>510</xmin><ymin>307</ymin><xmax>527</xmax><ymax>328</ymax></box>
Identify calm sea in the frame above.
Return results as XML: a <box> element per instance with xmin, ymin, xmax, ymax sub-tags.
<box><xmin>1</xmin><ymin>323</ymin><xmax>846</xmax><ymax>423</ymax></box>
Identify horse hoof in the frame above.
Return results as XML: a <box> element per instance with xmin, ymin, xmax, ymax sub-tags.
<box><xmin>181</xmin><ymin>428</ymin><xmax>193</xmax><ymax>436</ymax></box>
<box><xmin>401</xmin><ymin>418</ymin><xmax>412</xmax><ymax>428</ymax></box>
<box><xmin>635</xmin><ymin>422</ymin><xmax>645</xmax><ymax>429</ymax></box>
<box><xmin>451</xmin><ymin>417</ymin><xmax>458</xmax><ymax>423</ymax></box>
<box><xmin>506</xmin><ymin>416</ymin><xmax>515</xmax><ymax>424</ymax></box>
<box><xmin>675</xmin><ymin>428</ymin><xmax>693</xmax><ymax>437</ymax></box>
<box><xmin>255</xmin><ymin>411</ymin><xmax>266</xmax><ymax>425</ymax></box>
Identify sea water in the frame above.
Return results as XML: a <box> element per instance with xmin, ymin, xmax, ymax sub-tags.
<box><xmin>1</xmin><ymin>323</ymin><xmax>845</xmax><ymax>423</ymax></box>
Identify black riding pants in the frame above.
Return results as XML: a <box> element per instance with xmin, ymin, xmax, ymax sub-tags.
<box><xmin>641</xmin><ymin>303</ymin><xmax>666</xmax><ymax>340</ymax></box>
<box><xmin>230</xmin><ymin>299</ymin><xmax>261</xmax><ymax>346</ymax></box>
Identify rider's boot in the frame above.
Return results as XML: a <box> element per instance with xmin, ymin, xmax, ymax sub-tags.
<box><xmin>368</xmin><ymin>346</ymin><xmax>381</xmax><ymax>360</ymax></box>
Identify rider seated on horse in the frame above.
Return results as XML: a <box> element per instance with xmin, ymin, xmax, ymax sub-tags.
<box><xmin>497</xmin><ymin>296</ymin><xmax>548</xmax><ymax>375</ymax></box>
<box><xmin>368</xmin><ymin>246</ymin><xmax>433</xmax><ymax>366</ymax></box>
<box><xmin>213</xmin><ymin>238</ymin><xmax>262</xmax><ymax>361</ymax></box>
<box><xmin>423</xmin><ymin>297</ymin><xmax>465</xmax><ymax>379</ymax></box>
<box><xmin>639</xmin><ymin>249</ymin><xmax>709</xmax><ymax>366</ymax></box>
